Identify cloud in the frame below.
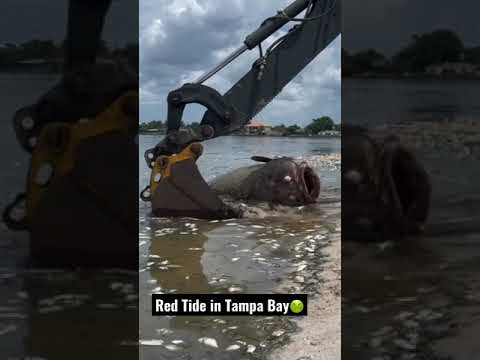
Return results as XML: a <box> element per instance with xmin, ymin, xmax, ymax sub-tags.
<box><xmin>140</xmin><ymin>0</ymin><xmax>341</xmax><ymax>126</ymax></box>
<box><xmin>343</xmin><ymin>0</ymin><xmax>480</xmax><ymax>55</ymax></box>
<box><xmin>0</xmin><ymin>0</ymin><xmax>137</xmax><ymax>47</ymax></box>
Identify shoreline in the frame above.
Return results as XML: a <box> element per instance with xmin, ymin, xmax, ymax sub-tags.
<box><xmin>270</xmin><ymin>233</ymin><xmax>341</xmax><ymax>360</ymax></box>
<box><xmin>269</xmin><ymin>202</ymin><xmax>341</xmax><ymax>360</ymax></box>
<box><xmin>139</xmin><ymin>132</ymin><xmax>341</xmax><ymax>139</ymax></box>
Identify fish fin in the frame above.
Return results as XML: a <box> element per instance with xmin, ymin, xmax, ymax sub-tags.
<box><xmin>251</xmin><ymin>156</ymin><xmax>272</xmax><ymax>163</ymax></box>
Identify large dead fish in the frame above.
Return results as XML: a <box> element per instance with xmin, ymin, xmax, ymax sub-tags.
<box><xmin>342</xmin><ymin>125</ymin><xmax>431</xmax><ymax>241</ymax></box>
<box><xmin>209</xmin><ymin>156</ymin><xmax>321</xmax><ymax>206</ymax></box>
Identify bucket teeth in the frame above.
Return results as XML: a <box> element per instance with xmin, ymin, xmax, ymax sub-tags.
<box><xmin>150</xmin><ymin>143</ymin><xmax>238</xmax><ymax>219</ymax></box>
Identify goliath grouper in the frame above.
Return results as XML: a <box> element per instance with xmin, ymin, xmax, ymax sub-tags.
<box><xmin>209</xmin><ymin>156</ymin><xmax>321</xmax><ymax>206</ymax></box>
<box><xmin>342</xmin><ymin>125</ymin><xmax>431</xmax><ymax>241</ymax></box>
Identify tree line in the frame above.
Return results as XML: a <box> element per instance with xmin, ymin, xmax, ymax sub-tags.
<box><xmin>343</xmin><ymin>29</ymin><xmax>480</xmax><ymax>76</ymax></box>
<box><xmin>0</xmin><ymin>39</ymin><xmax>138</xmax><ymax>68</ymax></box>
<box><xmin>271</xmin><ymin>116</ymin><xmax>339</xmax><ymax>135</ymax></box>
<box><xmin>140</xmin><ymin>116</ymin><xmax>339</xmax><ymax>136</ymax></box>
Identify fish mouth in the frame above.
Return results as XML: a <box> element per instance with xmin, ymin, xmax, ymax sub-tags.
<box><xmin>299</xmin><ymin>163</ymin><xmax>320</xmax><ymax>202</ymax></box>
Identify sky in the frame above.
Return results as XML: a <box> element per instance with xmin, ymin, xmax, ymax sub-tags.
<box><xmin>343</xmin><ymin>0</ymin><xmax>479</xmax><ymax>55</ymax></box>
<box><xmin>0</xmin><ymin>0</ymin><xmax>137</xmax><ymax>47</ymax></box>
<box><xmin>1</xmin><ymin>1</ymin><xmax>477</xmax><ymax>125</ymax></box>
<box><xmin>139</xmin><ymin>0</ymin><xmax>341</xmax><ymax>126</ymax></box>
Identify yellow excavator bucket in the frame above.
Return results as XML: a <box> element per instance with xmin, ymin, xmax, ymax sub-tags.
<box><xmin>145</xmin><ymin>143</ymin><xmax>239</xmax><ymax>219</ymax></box>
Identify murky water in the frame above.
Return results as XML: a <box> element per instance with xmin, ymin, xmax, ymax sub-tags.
<box><xmin>139</xmin><ymin>135</ymin><xmax>341</xmax><ymax>359</ymax></box>
<box><xmin>2</xmin><ymin>75</ymin><xmax>479</xmax><ymax>359</ymax></box>
<box><xmin>343</xmin><ymin>79</ymin><xmax>480</xmax><ymax>126</ymax></box>
<box><xmin>343</xmin><ymin>149</ymin><xmax>480</xmax><ymax>359</ymax></box>
<box><xmin>343</xmin><ymin>79</ymin><xmax>480</xmax><ymax>359</ymax></box>
<box><xmin>0</xmin><ymin>74</ymin><xmax>340</xmax><ymax>358</ymax></box>
<box><xmin>0</xmin><ymin>74</ymin><xmax>139</xmax><ymax>358</ymax></box>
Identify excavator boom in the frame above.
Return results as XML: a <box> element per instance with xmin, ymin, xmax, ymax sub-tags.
<box><xmin>142</xmin><ymin>0</ymin><xmax>341</xmax><ymax>219</ymax></box>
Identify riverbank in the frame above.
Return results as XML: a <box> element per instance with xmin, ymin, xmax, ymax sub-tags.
<box><xmin>269</xmin><ymin>192</ymin><xmax>341</xmax><ymax>360</ymax></box>
<box><xmin>371</xmin><ymin>119</ymin><xmax>480</xmax><ymax>160</ymax></box>
<box><xmin>139</xmin><ymin>131</ymin><xmax>340</xmax><ymax>139</ymax></box>
<box><xmin>232</xmin><ymin>134</ymin><xmax>341</xmax><ymax>139</ymax></box>
<box><xmin>271</xmin><ymin>231</ymin><xmax>341</xmax><ymax>360</ymax></box>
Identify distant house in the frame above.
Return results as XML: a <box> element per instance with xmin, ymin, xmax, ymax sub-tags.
<box><xmin>242</xmin><ymin>119</ymin><xmax>272</xmax><ymax>135</ymax></box>
<box><xmin>426</xmin><ymin>62</ymin><xmax>479</xmax><ymax>76</ymax></box>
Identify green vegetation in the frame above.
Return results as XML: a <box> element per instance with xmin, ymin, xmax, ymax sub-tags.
<box><xmin>343</xmin><ymin>29</ymin><xmax>480</xmax><ymax>77</ymax></box>
<box><xmin>0</xmin><ymin>39</ymin><xmax>138</xmax><ymax>71</ymax></box>
<box><xmin>393</xmin><ymin>30</ymin><xmax>464</xmax><ymax>73</ymax></box>
<box><xmin>305</xmin><ymin>116</ymin><xmax>336</xmax><ymax>134</ymax></box>
<box><xmin>139</xmin><ymin>120</ymin><xmax>166</xmax><ymax>133</ymax></box>
<box><xmin>286</xmin><ymin>124</ymin><xmax>302</xmax><ymax>135</ymax></box>
<box><xmin>140</xmin><ymin>116</ymin><xmax>340</xmax><ymax>137</ymax></box>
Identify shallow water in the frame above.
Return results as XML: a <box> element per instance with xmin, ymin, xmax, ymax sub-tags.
<box><xmin>3</xmin><ymin>74</ymin><xmax>479</xmax><ymax>358</ymax></box>
<box><xmin>139</xmin><ymin>135</ymin><xmax>341</xmax><ymax>359</ymax></box>
<box><xmin>0</xmin><ymin>74</ymin><xmax>140</xmax><ymax>358</ymax></box>
<box><xmin>343</xmin><ymin>78</ymin><xmax>480</xmax><ymax>126</ymax></box>
<box><xmin>342</xmin><ymin>79</ymin><xmax>480</xmax><ymax>359</ymax></box>
<box><xmin>0</xmin><ymin>74</ymin><xmax>341</xmax><ymax>358</ymax></box>
<box><xmin>342</xmin><ymin>117</ymin><xmax>480</xmax><ymax>358</ymax></box>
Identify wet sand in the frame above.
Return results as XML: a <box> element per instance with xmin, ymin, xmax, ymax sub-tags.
<box><xmin>433</xmin><ymin>307</ymin><xmax>480</xmax><ymax>360</ymax></box>
<box><xmin>271</xmin><ymin>231</ymin><xmax>341</xmax><ymax>360</ymax></box>
<box><xmin>139</xmin><ymin>194</ymin><xmax>341</xmax><ymax>360</ymax></box>
<box><xmin>139</xmin><ymin>135</ymin><xmax>341</xmax><ymax>359</ymax></box>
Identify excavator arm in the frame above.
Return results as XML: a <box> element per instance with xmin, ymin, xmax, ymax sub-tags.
<box><xmin>142</xmin><ymin>0</ymin><xmax>341</xmax><ymax>218</ymax></box>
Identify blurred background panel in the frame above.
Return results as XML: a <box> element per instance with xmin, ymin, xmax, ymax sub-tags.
<box><xmin>0</xmin><ymin>1</ymin><xmax>138</xmax><ymax>359</ymax></box>
<box><xmin>342</xmin><ymin>1</ymin><xmax>480</xmax><ymax>359</ymax></box>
